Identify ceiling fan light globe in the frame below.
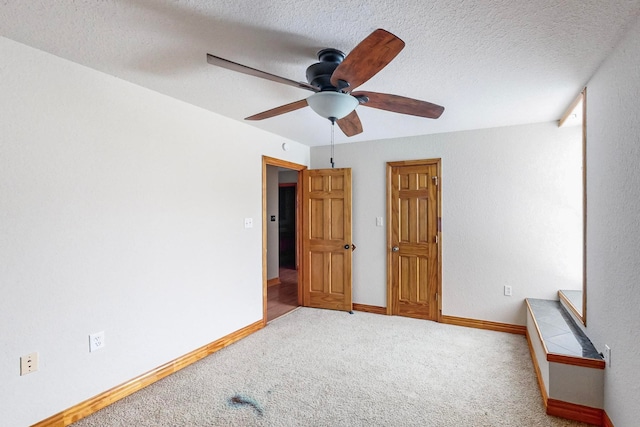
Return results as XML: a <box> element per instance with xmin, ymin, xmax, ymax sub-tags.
<box><xmin>307</xmin><ymin>92</ymin><xmax>358</xmax><ymax>120</ymax></box>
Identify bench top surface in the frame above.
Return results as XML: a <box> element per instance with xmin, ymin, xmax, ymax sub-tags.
<box><xmin>526</xmin><ymin>298</ymin><xmax>601</xmax><ymax>360</ymax></box>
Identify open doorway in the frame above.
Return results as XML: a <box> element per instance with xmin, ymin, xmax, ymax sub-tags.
<box><xmin>262</xmin><ymin>156</ymin><xmax>306</xmax><ymax>323</ymax></box>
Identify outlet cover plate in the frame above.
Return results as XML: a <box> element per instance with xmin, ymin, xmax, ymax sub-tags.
<box><xmin>89</xmin><ymin>331</ymin><xmax>106</xmax><ymax>352</ymax></box>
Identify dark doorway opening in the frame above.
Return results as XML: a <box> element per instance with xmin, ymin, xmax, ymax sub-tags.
<box><xmin>278</xmin><ymin>184</ymin><xmax>297</xmax><ymax>269</ymax></box>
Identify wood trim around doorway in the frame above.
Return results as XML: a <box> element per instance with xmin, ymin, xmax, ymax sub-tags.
<box><xmin>262</xmin><ymin>156</ymin><xmax>306</xmax><ymax>326</ymax></box>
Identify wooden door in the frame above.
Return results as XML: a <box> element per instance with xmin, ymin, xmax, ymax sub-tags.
<box><xmin>302</xmin><ymin>168</ymin><xmax>353</xmax><ymax>312</ymax></box>
<box><xmin>387</xmin><ymin>160</ymin><xmax>441</xmax><ymax>320</ymax></box>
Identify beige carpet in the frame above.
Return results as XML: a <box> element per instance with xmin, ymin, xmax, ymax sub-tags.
<box><xmin>73</xmin><ymin>308</ymin><xmax>592</xmax><ymax>426</ymax></box>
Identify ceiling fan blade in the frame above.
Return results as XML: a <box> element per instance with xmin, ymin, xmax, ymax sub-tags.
<box><xmin>336</xmin><ymin>110</ymin><xmax>363</xmax><ymax>137</ymax></box>
<box><xmin>330</xmin><ymin>29</ymin><xmax>405</xmax><ymax>91</ymax></box>
<box><xmin>207</xmin><ymin>54</ymin><xmax>319</xmax><ymax>92</ymax></box>
<box><xmin>245</xmin><ymin>99</ymin><xmax>309</xmax><ymax>121</ymax></box>
<box><xmin>352</xmin><ymin>91</ymin><xmax>445</xmax><ymax>119</ymax></box>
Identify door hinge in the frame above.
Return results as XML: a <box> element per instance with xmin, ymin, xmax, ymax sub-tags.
<box><xmin>435</xmin><ymin>292</ymin><xmax>439</xmax><ymax>302</ymax></box>
<box><xmin>432</xmin><ymin>176</ymin><xmax>438</xmax><ymax>186</ymax></box>
<box><xmin>435</xmin><ymin>235</ymin><xmax>438</xmax><ymax>244</ymax></box>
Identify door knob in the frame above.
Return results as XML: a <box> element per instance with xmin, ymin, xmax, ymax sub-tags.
<box><xmin>392</xmin><ymin>246</ymin><xmax>399</xmax><ymax>252</ymax></box>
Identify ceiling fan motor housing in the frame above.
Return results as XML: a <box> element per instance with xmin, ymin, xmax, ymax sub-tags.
<box><xmin>306</xmin><ymin>48</ymin><xmax>345</xmax><ymax>91</ymax></box>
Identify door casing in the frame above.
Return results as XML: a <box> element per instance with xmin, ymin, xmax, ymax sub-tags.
<box><xmin>262</xmin><ymin>156</ymin><xmax>306</xmax><ymax>325</ymax></box>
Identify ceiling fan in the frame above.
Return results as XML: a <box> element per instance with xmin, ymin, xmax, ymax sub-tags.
<box><xmin>206</xmin><ymin>29</ymin><xmax>444</xmax><ymax>137</ymax></box>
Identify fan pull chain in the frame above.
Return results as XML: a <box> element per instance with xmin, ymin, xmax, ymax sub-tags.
<box><xmin>330</xmin><ymin>118</ymin><xmax>335</xmax><ymax>168</ymax></box>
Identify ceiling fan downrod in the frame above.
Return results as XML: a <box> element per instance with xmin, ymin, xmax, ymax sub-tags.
<box><xmin>330</xmin><ymin>119</ymin><xmax>336</xmax><ymax>169</ymax></box>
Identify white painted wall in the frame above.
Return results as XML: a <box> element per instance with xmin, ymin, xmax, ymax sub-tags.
<box><xmin>279</xmin><ymin>170</ymin><xmax>298</xmax><ymax>184</ymax></box>
<box><xmin>311</xmin><ymin>122</ymin><xmax>582</xmax><ymax>325</ymax></box>
<box><xmin>0</xmin><ymin>37</ymin><xmax>309</xmax><ymax>427</ymax></box>
<box><xmin>583</xmin><ymin>15</ymin><xmax>640</xmax><ymax>426</ymax></box>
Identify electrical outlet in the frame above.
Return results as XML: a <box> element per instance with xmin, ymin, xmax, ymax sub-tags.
<box><xmin>504</xmin><ymin>285</ymin><xmax>512</xmax><ymax>296</ymax></box>
<box><xmin>89</xmin><ymin>331</ymin><xmax>106</xmax><ymax>352</ymax></box>
<box><xmin>376</xmin><ymin>217</ymin><xmax>383</xmax><ymax>227</ymax></box>
<box><xmin>20</xmin><ymin>352</ymin><xmax>38</xmax><ymax>376</ymax></box>
<box><xmin>244</xmin><ymin>218</ymin><xmax>253</xmax><ymax>228</ymax></box>
<box><xmin>604</xmin><ymin>345</ymin><xmax>611</xmax><ymax>367</ymax></box>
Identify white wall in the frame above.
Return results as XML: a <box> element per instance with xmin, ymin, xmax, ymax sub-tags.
<box><xmin>279</xmin><ymin>169</ymin><xmax>298</xmax><ymax>183</ymax></box>
<box><xmin>311</xmin><ymin>122</ymin><xmax>582</xmax><ymax>325</ymax></box>
<box><xmin>0</xmin><ymin>37</ymin><xmax>309</xmax><ymax>427</ymax></box>
<box><xmin>584</xmin><ymin>15</ymin><xmax>640</xmax><ymax>426</ymax></box>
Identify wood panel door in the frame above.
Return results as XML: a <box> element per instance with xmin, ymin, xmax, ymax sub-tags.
<box><xmin>302</xmin><ymin>168</ymin><xmax>353</xmax><ymax>312</ymax></box>
<box><xmin>387</xmin><ymin>160</ymin><xmax>441</xmax><ymax>321</ymax></box>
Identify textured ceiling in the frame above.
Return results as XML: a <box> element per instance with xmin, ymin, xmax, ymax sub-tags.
<box><xmin>2</xmin><ymin>1</ymin><xmax>640</xmax><ymax>146</ymax></box>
